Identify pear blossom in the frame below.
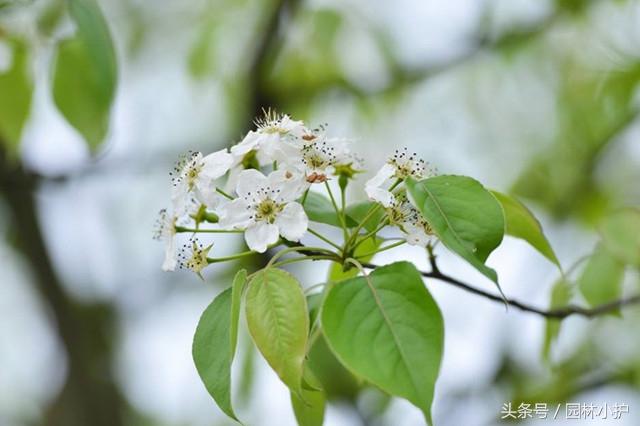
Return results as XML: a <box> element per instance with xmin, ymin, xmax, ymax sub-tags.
<box><xmin>171</xmin><ymin>149</ymin><xmax>233</xmax><ymax>213</ymax></box>
<box><xmin>153</xmin><ymin>209</ymin><xmax>179</xmax><ymax>271</ymax></box>
<box><xmin>178</xmin><ymin>238</ymin><xmax>213</xmax><ymax>278</ymax></box>
<box><xmin>219</xmin><ymin>169</ymin><xmax>308</xmax><ymax>253</ymax></box>
<box><xmin>385</xmin><ymin>194</ymin><xmax>434</xmax><ymax>247</ymax></box>
<box><xmin>230</xmin><ymin>111</ymin><xmax>307</xmax><ymax>166</ymax></box>
<box><xmin>365</xmin><ymin>147</ymin><xmax>433</xmax><ymax>207</ymax></box>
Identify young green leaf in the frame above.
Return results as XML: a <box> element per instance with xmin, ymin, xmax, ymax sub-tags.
<box><xmin>193</xmin><ymin>286</ymin><xmax>240</xmax><ymax>422</ymax></box>
<box><xmin>245</xmin><ymin>268</ymin><xmax>309</xmax><ymax>395</ymax></box>
<box><xmin>52</xmin><ymin>0</ymin><xmax>117</xmax><ymax>149</ymax></box>
<box><xmin>0</xmin><ymin>37</ymin><xmax>33</xmax><ymax>153</ymax></box>
<box><xmin>290</xmin><ymin>368</ymin><xmax>326</xmax><ymax>426</ymax></box>
<box><xmin>491</xmin><ymin>191</ymin><xmax>561</xmax><ymax>268</ymax></box>
<box><xmin>542</xmin><ymin>278</ymin><xmax>572</xmax><ymax>361</ymax></box>
<box><xmin>407</xmin><ymin>175</ymin><xmax>504</xmax><ymax>285</ymax></box>
<box><xmin>304</xmin><ymin>191</ymin><xmax>356</xmax><ymax>228</ymax></box>
<box><xmin>578</xmin><ymin>244</ymin><xmax>625</xmax><ymax>310</ymax></box>
<box><xmin>322</xmin><ymin>261</ymin><xmax>444</xmax><ymax>425</ymax></box>
<box><xmin>599</xmin><ymin>208</ymin><xmax>640</xmax><ymax>267</ymax></box>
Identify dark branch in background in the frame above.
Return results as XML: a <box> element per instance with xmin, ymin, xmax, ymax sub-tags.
<box><xmin>361</xmin><ymin>255</ymin><xmax>640</xmax><ymax>319</ymax></box>
<box><xmin>246</xmin><ymin>0</ymin><xmax>300</xmax><ymax>124</ymax></box>
<box><xmin>0</xmin><ymin>147</ymin><xmax>125</xmax><ymax>426</ymax></box>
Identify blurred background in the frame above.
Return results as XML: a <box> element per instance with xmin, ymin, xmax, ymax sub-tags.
<box><xmin>1</xmin><ymin>0</ymin><xmax>640</xmax><ymax>425</ymax></box>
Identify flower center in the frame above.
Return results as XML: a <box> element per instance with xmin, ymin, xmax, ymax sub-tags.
<box><xmin>186</xmin><ymin>163</ymin><xmax>202</xmax><ymax>188</ymax></box>
<box><xmin>178</xmin><ymin>240</ymin><xmax>211</xmax><ymax>274</ymax></box>
<box><xmin>302</xmin><ymin>141</ymin><xmax>336</xmax><ymax>172</ymax></box>
<box><xmin>388</xmin><ymin>148</ymin><xmax>426</xmax><ymax>179</ymax></box>
<box><xmin>255</xmin><ymin>198</ymin><xmax>283</xmax><ymax>223</ymax></box>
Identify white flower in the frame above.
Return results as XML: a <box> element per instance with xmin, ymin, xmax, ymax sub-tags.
<box><xmin>386</xmin><ymin>194</ymin><xmax>434</xmax><ymax>247</ymax></box>
<box><xmin>153</xmin><ymin>209</ymin><xmax>179</xmax><ymax>271</ymax></box>
<box><xmin>219</xmin><ymin>169</ymin><xmax>308</xmax><ymax>253</ymax></box>
<box><xmin>298</xmin><ymin>137</ymin><xmax>340</xmax><ymax>183</ymax></box>
<box><xmin>366</xmin><ymin>147</ymin><xmax>433</xmax><ymax>207</ymax></box>
<box><xmin>178</xmin><ymin>238</ymin><xmax>212</xmax><ymax>278</ymax></box>
<box><xmin>230</xmin><ymin>111</ymin><xmax>307</xmax><ymax>166</ymax></box>
<box><xmin>171</xmin><ymin>149</ymin><xmax>233</xmax><ymax>213</ymax></box>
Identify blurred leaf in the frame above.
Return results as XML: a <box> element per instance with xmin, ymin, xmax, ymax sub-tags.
<box><xmin>492</xmin><ymin>191</ymin><xmax>561</xmax><ymax>268</ymax></box>
<box><xmin>193</xmin><ymin>287</ymin><xmax>240</xmax><ymax>421</ymax></box>
<box><xmin>599</xmin><ymin>208</ymin><xmax>640</xmax><ymax>267</ymax></box>
<box><xmin>304</xmin><ymin>191</ymin><xmax>356</xmax><ymax>228</ymax></box>
<box><xmin>578</xmin><ymin>244</ymin><xmax>625</xmax><ymax>312</ymax></box>
<box><xmin>52</xmin><ymin>0</ymin><xmax>117</xmax><ymax>149</ymax></box>
<box><xmin>513</xmin><ymin>63</ymin><xmax>640</xmax><ymax>221</ymax></box>
<box><xmin>262</xmin><ymin>9</ymin><xmax>345</xmax><ymax>101</ymax></box>
<box><xmin>322</xmin><ymin>261</ymin><xmax>444</xmax><ymax>424</ymax></box>
<box><xmin>245</xmin><ymin>268</ymin><xmax>308</xmax><ymax>396</ymax></box>
<box><xmin>291</xmin><ymin>367</ymin><xmax>326</xmax><ymax>426</ymax></box>
<box><xmin>0</xmin><ymin>37</ymin><xmax>33</xmax><ymax>153</ymax></box>
<box><xmin>407</xmin><ymin>175</ymin><xmax>504</xmax><ymax>286</ymax></box>
<box><xmin>188</xmin><ymin>16</ymin><xmax>217</xmax><ymax>79</ymax></box>
<box><xmin>542</xmin><ymin>279</ymin><xmax>572</xmax><ymax>360</ymax></box>
<box><xmin>37</xmin><ymin>0</ymin><xmax>65</xmax><ymax>36</ymax></box>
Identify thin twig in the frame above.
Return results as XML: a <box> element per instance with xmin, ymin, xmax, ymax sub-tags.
<box><xmin>361</xmin><ymin>262</ymin><xmax>640</xmax><ymax>319</ymax></box>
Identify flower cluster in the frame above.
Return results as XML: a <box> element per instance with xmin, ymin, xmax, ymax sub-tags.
<box><xmin>155</xmin><ymin>111</ymin><xmax>437</xmax><ymax>275</ymax></box>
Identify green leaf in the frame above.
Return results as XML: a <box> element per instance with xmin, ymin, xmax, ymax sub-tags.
<box><xmin>0</xmin><ymin>37</ymin><xmax>33</xmax><ymax>153</ymax></box>
<box><xmin>345</xmin><ymin>201</ymin><xmax>385</xmax><ymax>232</ymax></box>
<box><xmin>578</xmin><ymin>244</ymin><xmax>625</xmax><ymax>310</ymax></box>
<box><xmin>290</xmin><ymin>368</ymin><xmax>326</xmax><ymax>426</ymax></box>
<box><xmin>52</xmin><ymin>0</ymin><xmax>117</xmax><ymax>149</ymax></box>
<box><xmin>599</xmin><ymin>208</ymin><xmax>640</xmax><ymax>267</ymax></box>
<box><xmin>491</xmin><ymin>191</ymin><xmax>561</xmax><ymax>268</ymax></box>
<box><xmin>322</xmin><ymin>261</ymin><xmax>444</xmax><ymax>424</ymax></box>
<box><xmin>193</xmin><ymin>287</ymin><xmax>239</xmax><ymax>422</ymax></box>
<box><xmin>304</xmin><ymin>191</ymin><xmax>356</xmax><ymax>228</ymax></box>
<box><xmin>407</xmin><ymin>175</ymin><xmax>504</xmax><ymax>285</ymax></box>
<box><xmin>245</xmin><ymin>268</ymin><xmax>309</xmax><ymax>395</ymax></box>
<box><xmin>542</xmin><ymin>279</ymin><xmax>572</xmax><ymax>360</ymax></box>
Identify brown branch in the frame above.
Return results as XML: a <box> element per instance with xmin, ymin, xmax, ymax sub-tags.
<box><xmin>361</xmin><ymin>261</ymin><xmax>640</xmax><ymax>319</ymax></box>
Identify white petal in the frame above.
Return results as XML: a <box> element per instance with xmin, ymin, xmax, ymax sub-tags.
<box><xmin>275</xmin><ymin>202</ymin><xmax>308</xmax><ymax>242</ymax></box>
<box><xmin>224</xmin><ymin>166</ymin><xmax>242</xmax><ymax>193</ymax></box>
<box><xmin>366</xmin><ymin>186</ymin><xmax>395</xmax><ymax>208</ymax></box>
<box><xmin>269</xmin><ymin>140</ymin><xmax>303</xmax><ymax>165</ymax></box>
<box><xmin>195</xmin><ymin>188</ymin><xmax>225</xmax><ymax>210</ymax></box>
<box><xmin>162</xmin><ymin>236</ymin><xmax>177</xmax><ymax>271</ymax></box>
<box><xmin>365</xmin><ymin>163</ymin><xmax>397</xmax><ymax>208</ymax></box>
<box><xmin>235</xmin><ymin>169</ymin><xmax>268</xmax><ymax>198</ymax></box>
<box><xmin>268</xmin><ymin>169</ymin><xmax>306</xmax><ymax>201</ymax></box>
<box><xmin>366</xmin><ymin>163</ymin><xmax>395</xmax><ymax>189</ymax></box>
<box><xmin>201</xmin><ymin>149</ymin><xmax>233</xmax><ymax>179</ymax></box>
<box><xmin>245</xmin><ymin>222</ymin><xmax>279</xmax><ymax>253</ymax></box>
<box><xmin>258</xmin><ymin>133</ymin><xmax>281</xmax><ymax>162</ymax></box>
<box><xmin>171</xmin><ymin>180</ymin><xmax>189</xmax><ymax>214</ymax></box>
<box><xmin>404</xmin><ymin>225</ymin><xmax>431</xmax><ymax>247</ymax></box>
<box><xmin>280</xmin><ymin>115</ymin><xmax>305</xmax><ymax>136</ymax></box>
<box><xmin>231</xmin><ymin>131</ymin><xmax>261</xmax><ymax>158</ymax></box>
<box><xmin>219</xmin><ymin>199</ymin><xmax>252</xmax><ymax>229</ymax></box>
